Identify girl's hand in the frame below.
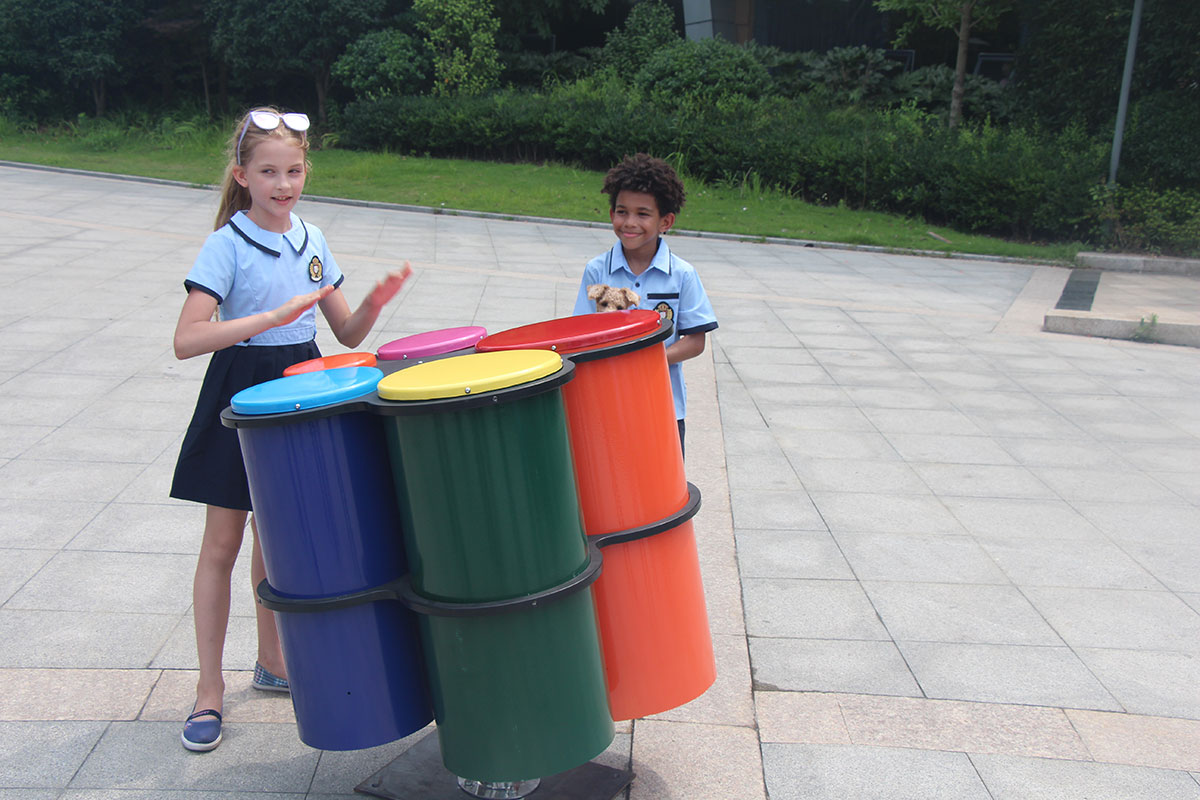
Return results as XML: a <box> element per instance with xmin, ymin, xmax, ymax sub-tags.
<box><xmin>366</xmin><ymin>263</ymin><xmax>413</xmax><ymax>311</ymax></box>
<box><xmin>270</xmin><ymin>285</ymin><xmax>336</xmax><ymax>327</ymax></box>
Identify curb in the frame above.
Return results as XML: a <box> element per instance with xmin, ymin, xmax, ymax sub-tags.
<box><xmin>1076</xmin><ymin>251</ymin><xmax>1200</xmax><ymax>276</ymax></box>
<box><xmin>0</xmin><ymin>160</ymin><xmax>1061</xmax><ymax>267</ymax></box>
<box><xmin>1044</xmin><ymin>311</ymin><xmax>1200</xmax><ymax>348</ymax></box>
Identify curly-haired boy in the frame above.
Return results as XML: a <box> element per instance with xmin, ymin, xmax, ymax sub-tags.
<box><xmin>572</xmin><ymin>153</ymin><xmax>718</xmax><ymax>455</ymax></box>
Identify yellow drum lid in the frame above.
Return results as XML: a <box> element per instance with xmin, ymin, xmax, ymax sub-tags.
<box><xmin>377</xmin><ymin>349</ymin><xmax>563</xmax><ymax>401</ymax></box>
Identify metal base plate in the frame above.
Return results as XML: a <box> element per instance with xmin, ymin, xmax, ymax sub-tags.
<box><xmin>355</xmin><ymin>731</ymin><xmax>635</xmax><ymax>800</ymax></box>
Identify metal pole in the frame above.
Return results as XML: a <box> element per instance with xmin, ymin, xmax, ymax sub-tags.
<box><xmin>1109</xmin><ymin>0</ymin><xmax>1144</xmax><ymax>185</ymax></box>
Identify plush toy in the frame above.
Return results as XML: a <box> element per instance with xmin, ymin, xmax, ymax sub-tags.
<box><xmin>587</xmin><ymin>283</ymin><xmax>640</xmax><ymax>312</ymax></box>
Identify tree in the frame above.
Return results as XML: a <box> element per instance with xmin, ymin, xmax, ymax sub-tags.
<box><xmin>0</xmin><ymin>0</ymin><xmax>145</xmax><ymax>117</ymax></box>
<box><xmin>413</xmin><ymin>0</ymin><xmax>502</xmax><ymax>97</ymax></box>
<box><xmin>208</xmin><ymin>0</ymin><xmax>386</xmax><ymax>124</ymax></box>
<box><xmin>492</xmin><ymin>0</ymin><xmax>611</xmax><ymax>40</ymax></box>
<box><xmin>873</xmin><ymin>0</ymin><xmax>1013</xmax><ymax>128</ymax></box>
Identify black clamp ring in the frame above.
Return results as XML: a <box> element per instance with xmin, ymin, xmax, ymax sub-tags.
<box><xmin>257</xmin><ymin>540</ymin><xmax>603</xmax><ymax>618</ymax></box>
<box><xmin>590</xmin><ymin>482</ymin><xmax>702</xmax><ymax>549</ymax></box>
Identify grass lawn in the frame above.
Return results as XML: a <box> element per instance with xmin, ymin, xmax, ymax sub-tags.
<box><xmin>0</xmin><ymin>122</ymin><xmax>1084</xmax><ymax>263</ymax></box>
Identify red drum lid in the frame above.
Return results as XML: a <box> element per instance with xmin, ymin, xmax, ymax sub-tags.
<box><xmin>476</xmin><ymin>310</ymin><xmax>661</xmax><ymax>355</ymax></box>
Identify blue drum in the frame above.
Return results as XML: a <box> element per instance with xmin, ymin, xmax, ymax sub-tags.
<box><xmin>223</xmin><ymin>367</ymin><xmax>432</xmax><ymax>751</ymax></box>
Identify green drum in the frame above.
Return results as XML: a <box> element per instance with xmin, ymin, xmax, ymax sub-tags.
<box><xmin>375</xmin><ymin>350</ymin><xmax>613</xmax><ymax>784</ymax></box>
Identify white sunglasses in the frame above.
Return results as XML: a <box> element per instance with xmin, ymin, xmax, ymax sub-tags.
<box><xmin>236</xmin><ymin>111</ymin><xmax>310</xmax><ymax>165</ymax></box>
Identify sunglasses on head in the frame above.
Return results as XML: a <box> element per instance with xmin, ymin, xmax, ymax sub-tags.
<box><xmin>236</xmin><ymin>111</ymin><xmax>311</xmax><ymax>165</ymax></box>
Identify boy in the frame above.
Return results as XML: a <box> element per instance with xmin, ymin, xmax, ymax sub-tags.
<box><xmin>572</xmin><ymin>153</ymin><xmax>718</xmax><ymax>455</ymax></box>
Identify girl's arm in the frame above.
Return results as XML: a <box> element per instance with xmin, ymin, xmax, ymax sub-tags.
<box><xmin>173</xmin><ymin>285</ymin><xmax>335</xmax><ymax>360</ymax></box>
<box><xmin>319</xmin><ymin>263</ymin><xmax>413</xmax><ymax>349</ymax></box>
<box><xmin>665</xmin><ymin>331</ymin><xmax>706</xmax><ymax>365</ymax></box>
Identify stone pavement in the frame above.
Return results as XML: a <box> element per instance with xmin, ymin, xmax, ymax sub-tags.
<box><xmin>1</xmin><ymin>162</ymin><xmax>1198</xmax><ymax>799</ymax></box>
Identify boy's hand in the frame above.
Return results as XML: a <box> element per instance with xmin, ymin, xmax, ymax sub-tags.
<box><xmin>366</xmin><ymin>262</ymin><xmax>414</xmax><ymax>311</ymax></box>
<box><xmin>270</xmin><ymin>285</ymin><xmax>336</xmax><ymax>327</ymax></box>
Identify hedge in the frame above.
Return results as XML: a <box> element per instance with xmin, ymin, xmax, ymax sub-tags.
<box><xmin>340</xmin><ymin>80</ymin><xmax>1197</xmax><ymax>254</ymax></box>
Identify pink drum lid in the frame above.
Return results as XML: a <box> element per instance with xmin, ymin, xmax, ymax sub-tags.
<box><xmin>377</xmin><ymin>326</ymin><xmax>488</xmax><ymax>361</ymax></box>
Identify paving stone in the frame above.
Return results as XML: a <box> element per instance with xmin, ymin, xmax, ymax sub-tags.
<box><xmin>0</xmin><ymin>668</ymin><xmax>158</xmax><ymax>721</ymax></box>
<box><xmin>898</xmin><ymin>641</ymin><xmax>1121</xmax><ymax>710</ymax></box>
<box><xmin>70</xmin><ymin>721</ymin><xmax>318</xmax><ymax>792</ymax></box>
<box><xmin>0</xmin><ymin>721</ymin><xmax>108</xmax><ymax>787</ymax></box>
<box><xmin>749</xmin><ymin>637</ymin><xmax>919</xmax><ymax>696</ymax></box>
<box><xmin>630</xmin><ymin>720</ymin><xmax>765</xmax><ymax>800</ymax></box>
<box><xmin>743</xmin><ymin>578</ymin><xmax>890</xmax><ymax>640</ymax></box>
<box><xmin>0</xmin><ymin>610</ymin><xmax>178</xmax><ymax>668</ymax></box>
<box><xmin>762</xmin><ymin>743</ymin><xmax>991</xmax><ymax>800</ymax></box>
<box><xmin>734</xmin><ymin>530</ymin><xmax>854</xmax><ymax>580</ymax></box>
<box><xmin>1067</xmin><ymin>710</ymin><xmax>1200</xmax><ymax>772</ymax></box>
<box><xmin>730</xmin><ymin>489</ymin><xmax>826</xmax><ymax>531</ymax></box>
<box><xmin>979</xmin><ymin>538</ymin><xmax>1163</xmax><ymax>590</ymax></box>
<box><xmin>1022</xmin><ymin>587</ymin><xmax>1200</xmax><ymax>653</ymax></box>
<box><xmin>1074</xmin><ymin>648</ymin><xmax>1200</xmax><ymax>719</ymax></box>
<box><xmin>7</xmin><ymin>550</ymin><xmax>196</xmax><ymax>615</ymax></box>
<box><xmin>972</xmin><ymin>753</ymin><xmax>1200</xmax><ymax>800</ymax></box>
<box><xmin>835</xmin><ymin>533</ymin><xmax>1008</xmax><ymax>584</ymax></box>
<box><xmin>809</xmin><ymin>492</ymin><xmax>964</xmax><ymax>533</ymax></box>
<box><xmin>864</xmin><ymin>582</ymin><xmax>1064</xmax><ymax>645</ymax></box>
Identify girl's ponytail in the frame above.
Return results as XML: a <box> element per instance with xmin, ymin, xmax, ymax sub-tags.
<box><xmin>214</xmin><ymin>160</ymin><xmax>251</xmax><ymax>231</ymax></box>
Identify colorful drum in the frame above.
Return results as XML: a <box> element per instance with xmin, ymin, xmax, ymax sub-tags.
<box><xmin>283</xmin><ymin>351</ymin><xmax>377</xmax><ymax>376</ymax></box>
<box><xmin>222</xmin><ymin>367</ymin><xmax>432</xmax><ymax>751</ymax></box>
<box><xmin>375</xmin><ymin>351</ymin><xmax>613</xmax><ymax>782</ymax></box>
<box><xmin>376</xmin><ymin>325</ymin><xmax>487</xmax><ymax>362</ymax></box>
<box><xmin>477</xmin><ymin>311</ymin><xmax>716</xmax><ymax>720</ymax></box>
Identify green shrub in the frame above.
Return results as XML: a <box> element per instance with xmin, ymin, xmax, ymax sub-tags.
<box><xmin>414</xmin><ymin>0</ymin><xmax>502</xmax><ymax>97</ymax></box>
<box><xmin>793</xmin><ymin>46</ymin><xmax>901</xmax><ymax>107</ymax></box>
<box><xmin>333</xmin><ymin>29</ymin><xmax>431</xmax><ymax>100</ymax></box>
<box><xmin>1092</xmin><ymin>183</ymin><xmax>1200</xmax><ymax>256</ymax></box>
<box><xmin>1120</xmin><ymin>89</ymin><xmax>1200</xmax><ymax>188</ymax></box>
<box><xmin>633</xmin><ymin>37</ymin><xmax>774</xmax><ymax>106</ymax></box>
<box><xmin>894</xmin><ymin>65</ymin><xmax>1015</xmax><ymax>124</ymax></box>
<box><xmin>597</xmin><ymin>0</ymin><xmax>679</xmax><ymax>71</ymax></box>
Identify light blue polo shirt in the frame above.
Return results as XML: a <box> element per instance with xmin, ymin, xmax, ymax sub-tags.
<box><xmin>573</xmin><ymin>238</ymin><xmax>718</xmax><ymax>419</ymax></box>
<box><xmin>184</xmin><ymin>211</ymin><xmax>344</xmax><ymax>346</ymax></box>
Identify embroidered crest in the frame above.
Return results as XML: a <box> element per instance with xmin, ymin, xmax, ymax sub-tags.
<box><xmin>308</xmin><ymin>256</ymin><xmax>323</xmax><ymax>282</ymax></box>
<box><xmin>653</xmin><ymin>301</ymin><xmax>674</xmax><ymax>321</ymax></box>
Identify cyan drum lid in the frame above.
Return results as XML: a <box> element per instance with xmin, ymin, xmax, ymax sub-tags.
<box><xmin>475</xmin><ymin>310</ymin><xmax>660</xmax><ymax>355</ymax></box>
<box><xmin>376</xmin><ymin>350</ymin><xmax>562</xmax><ymax>401</ymax></box>
<box><xmin>231</xmin><ymin>367</ymin><xmax>384</xmax><ymax>415</ymax></box>
<box><xmin>377</xmin><ymin>326</ymin><xmax>488</xmax><ymax>360</ymax></box>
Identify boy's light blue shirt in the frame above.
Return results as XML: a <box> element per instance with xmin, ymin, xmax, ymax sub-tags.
<box><xmin>573</xmin><ymin>238</ymin><xmax>717</xmax><ymax>419</ymax></box>
<box><xmin>184</xmin><ymin>210</ymin><xmax>344</xmax><ymax>346</ymax></box>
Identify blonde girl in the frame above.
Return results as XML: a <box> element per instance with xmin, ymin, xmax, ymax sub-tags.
<box><xmin>171</xmin><ymin>107</ymin><xmax>411</xmax><ymax>752</ymax></box>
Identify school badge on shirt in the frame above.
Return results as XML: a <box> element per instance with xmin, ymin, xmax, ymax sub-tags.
<box><xmin>308</xmin><ymin>256</ymin><xmax>323</xmax><ymax>282</ymax></box>
<box><xmin>653</xmin><ymin>301</ymin><xmax>674</xmax><ymax>321</ymax></box>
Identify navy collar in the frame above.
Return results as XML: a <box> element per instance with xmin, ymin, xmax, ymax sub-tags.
<box><xmin>226</xmin><ymin>211</ymin><xmax>309</xmax><ymax>257</ymax></box>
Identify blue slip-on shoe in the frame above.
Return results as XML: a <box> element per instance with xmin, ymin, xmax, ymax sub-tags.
<box><xmin>252</xmin><ymin>661</ymin><xmax>290</xmax><ymax>693</ymax></box>
<box><xmin>181</xmin><ymin>708</ymin><xmax>222</xmax><ymax>752</ymax></box>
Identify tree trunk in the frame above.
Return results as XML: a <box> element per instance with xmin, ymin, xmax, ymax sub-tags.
<box><xmin>949</xmin><ymin>1</ymin><xmax>973</xmax><ymax>129</ymax></box>
<box><xmin>92</xmin><ymin>78</ymin><xmax>107</xmax><ymax>117</ymax></box>
<box><xmin>202</xmin><ymin>61</ymin><xmax>212</xmax><ymax>119</ymax></box>
<box><xmin>314</xmin><ymin>67</ymin><xmax>330</xmax><ymax>126</ymax></box>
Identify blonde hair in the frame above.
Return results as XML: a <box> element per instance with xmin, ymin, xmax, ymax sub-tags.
<box><xmin>214</xmin><ymin>106</ymin><xmax>312</xmax><ymax>230</ymax></box>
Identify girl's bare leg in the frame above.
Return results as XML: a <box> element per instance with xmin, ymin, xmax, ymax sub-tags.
<box><xmin>250</xmin><ymin>515</ymin><xmax>287</xmax><ymax>678</ymax></box>
<box><xmin>193</xmin><ymin>505</ymin><xmax>249</xmax><ymax>714</ymax></box>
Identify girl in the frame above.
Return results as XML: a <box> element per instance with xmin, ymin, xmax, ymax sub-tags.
<box><xmin>170</xmin><ymin>107</ymin><xmax>411</xmax><ymax>752</ymax></box>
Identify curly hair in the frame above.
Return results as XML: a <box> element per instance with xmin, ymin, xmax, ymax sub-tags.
<box><xmin>601</xmin><ymin>153</ymin><xmax>686</xmax><ymax>217</ymax></box>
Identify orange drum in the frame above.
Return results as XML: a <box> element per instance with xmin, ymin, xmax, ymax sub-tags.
<box><xmin>283</xmin><ymin>352</ymin><xmax>377</xmax><ymax>376</ymax></box>
<box><xmin>476</xmin><ymin>311</ymin><xmax>715</xmax><ymax>720</ymax></box>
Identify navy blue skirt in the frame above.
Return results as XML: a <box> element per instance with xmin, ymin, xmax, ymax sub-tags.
<box><xmin>170</xmin><ymin>341</ymin><xmax>320</xmax><ymax>511</ymax></box>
